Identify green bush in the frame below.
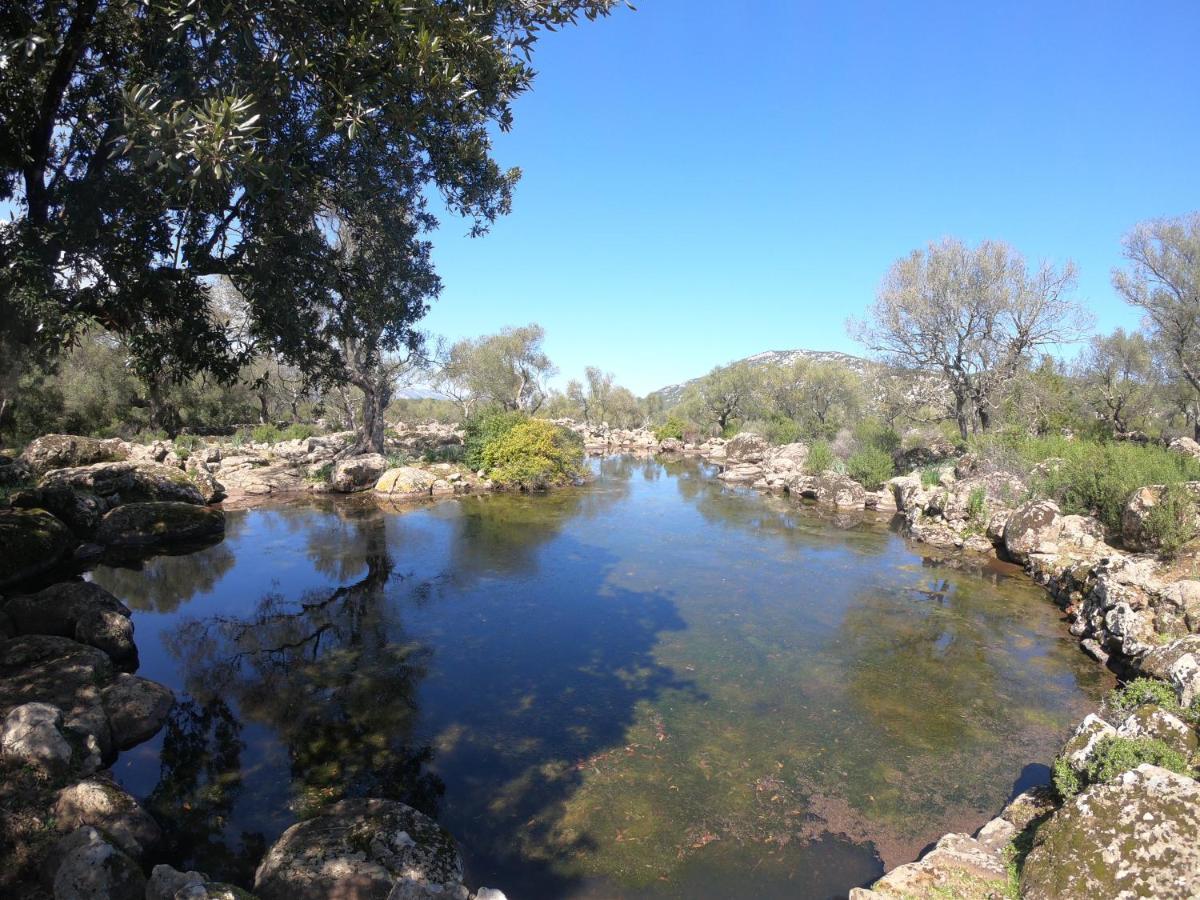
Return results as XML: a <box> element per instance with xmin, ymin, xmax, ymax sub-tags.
<box><xmin>250</xmin><ymin>423</ymin><xmax>281</xmax><ymax>444</ymax></box>
<box><xmin>173</xmin><ymin>434</ymin><xmax>201</xmax><ymax>459</ymax></box>
<box><xmin>1051</xmin><ymin>755</ymin><xmax>1082</xmax><ymax>800</ymax></box>
<box><xmin>305</xmin><ymin>463</ymin><xmax>333</xmax><ymax>484</ymax></box>
<box><xmin>764</xmin><ymin>417</ymin><xmax>803</xmax><ymax>446</ymax></box>
<box><xmin>805</xmin><ymin>440</ymin><xmax>835</xmax><ymax>474</ymax></box>
<box><xmin>1021</xmin><ymin>438</ymin><xmax>1200</xmax><ymax>532</ymax></box>
<box><xmin>1109</xmin><ymin>677</ymin><xmax>1180</xmax><ymax>713</ymax></box>
<box><xmin>281</xmin><ymin>423</ymin><xmax>318</xmax><ymax>441</ymax></box>
<box><xmin>422</xmin><ymin>445</ymin><xmax>465</xmax><ymax>463</ymax></box>
<box><xmin>463</xmin><ymin>410</ymin><xmax>527</xmax><ymax>471</ymax></box>
<box><xmin>1143</xmin><ymin>483</ymin><xmax>1200</xmax><ymax>557</ymax></box>
<box><xmin>854</xmin><ymin>420</ymin><xmax>901</xmax><ymax>456</ymax></box>
<box><xmin>481</xmin><ymin>419</ymin><xmax>583</xmax><ymax>489</ymax></box>
<box><xmin>654</xmin><ymin>416</ymin><xmax>687</xmax><ymax>442</ymax></box>
<box><xmin>846</xmin><ymin>446</ymin><xmax>894</xmax><ymax>490</ymax></box>
<box><xmin>920</xmin><ymin>465</ymin><xmax>945</xmax><ymax>488</ymax></box>
<box><xmin>967</xmin><ymin>486</ymin><xmax>988</xmax><ymax>525</ymax></box>
<box><xmin>1084</xmin><ymin>735</ymin><xmax>1191</xmax><ymax>784</ymax></box>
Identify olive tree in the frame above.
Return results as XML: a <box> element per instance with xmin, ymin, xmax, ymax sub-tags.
<box><xmin>1113</xmin><ymin>213</ymin><xmax>1200</xmax><ymax>439</ymax></box>
<box><xmin>851</xmin><ymin>238</ymin><xmax>1086</xmax><ymax>439</ymax></box>
<box><xmin>1078</xmin><ymin>329</ymin><xmax>1158</xmax><ymax>435</ymax></box>
<box><xmin>439</xmin><ymin>325</ymin><xmax>555</xmax><ymax>414</ymax></box>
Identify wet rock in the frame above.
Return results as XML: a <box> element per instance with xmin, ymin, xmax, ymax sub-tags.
<box><xmin>1003</xmin><ymin>499</ymin><xmax>1063</xmax><ymax>565</ymax></box>
<box><xmin>54</xmin><ymin>775</ymin><xmax>162</xmax><ymax>860</ymax></box>
<box><xmin>101</xmin><ymin>674</ymin><xmax>174</xmax><ymax>750</ymax></box>
<box><xmin>3</xmin><ymin>582</ymin><xmax>133</xmax><ymax>663</ymax></box>
<box><xmin>724</xmin><ymin>431</ymin><xmax>768</xmax><ymax>464</ymax></box>
<box><xmin>96</xmin><ymin>502</ymin><xmax>225</xmax><ymax>549</ymax></box>
<box><xmin>0</xmin><ymin>507</ymin><xmax>75</xmax><ymax>588</ymax></box>
<box><xmin>1121</xmin><ymin>482</ymin><xmax>1200</xmax><ymax>552</ymax></box>
<box><xmin>1021</xmin><ymin>764</ymin><xmax>1200</xmax><ymax>899</ymax></box>
<box><xmin>375</xmin><ymin>466</ymin><xmax>437</xmax><ymax>500</ymax></box>
<box><xmin>20</xmin><ymin>435</ymin><xmax>127</xmax><ymax>476</ymax></box>
<box><xmin>10</xmin><ymin>484</ymin><xmax>106</xmax><ymax>536</ymax></box>
<box><xmin>1</xmin><ymin>702</ymin><xmax>73</xmax><ymax>772</ymax></box>
<box><xmin>43</xmin><ymin>825</ymin><xmax>145</xmax><ymax>900</ymax></box>
<box><xmin>807</xmin><ymin>472</ymin><xmax>866</xmax><ymax>508</ymax></box>
<box><xmin>253</xmin><ymin>798</ymin><xmax>467</xmax><ymax>900</ymax></box>
<box><xmin>331</xmin><ymin>454</ymin><xmax>389</xmax><ymax>493</ymax></box>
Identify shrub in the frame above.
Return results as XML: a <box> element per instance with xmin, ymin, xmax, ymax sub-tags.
<box><xmin>1051</xmin><ymin>755</ymin><xmax>1081</xmax><ymax>800</ymax></box>
<box><xmin>250</xmin><ymin>423</ymin><xmax>281</xmax><ymax>444</ymax></box>
<box><xmin>654</xmin><ymin>416</ymin><xmax>687</xmax><ymax>442</ymax></box>
<box><xmin>967</xmin><ymin>486</ymin><xmax>988</xmax><ymax>525</ymax></box>
<box><xmin>463</xmin><ymin>410</ymin><xmax>527</xmax><ymax>471</ymax></box>
<box><xmin>806</xmin><ymin>440</ymin><xmax>835</xmax><ymax>474</ymax></box>
<box><xmin>173</xmin><ymin>433</ymin><xmax>200</xmax><ymax>459</ymax></box>
<box><xmin>422</xmin><ymin>445</ymin><xmax>464</xmax><ymax>463</ymax></box>
<box><xmin>1143</xmin><ymin>483</ymin><xmax>1200</xmax><ymax>557</ymax></box>
<box><xmin>385</xmin><ymin>452</ymin><xmax>411</xmax><ymax>468</ymax></box>
<box><xmin>305</xmin><ymin>463</ymin><xmax>333</xmax><ymax>484</ymax></box>
<box><xmin>480</xmin><ymin>419</ymin><xmax>583</xmax><ymax>489</ymax></box>
<box><xmin>764</xmin><ymin>417</ymin><xmax>803</xmax><ymax>446</ymax></box>
<box><xmin>1084</xmin><ymin>735</ymin><xmax>1191</xmax><ymax>785</ymax></box>
<box><xmin>920</xmin><ymin>465</ymin><xmax>945</xmax><ymax>488</ymax></box>
<box><xmin>1109</xmin><ymin>677</ymin><xmax>1180</xmax><ymax>713</ymax></box>
<box><xmin>854</xmin><ymin>420</ymin><xmax>901</xmax><ymax>456</ymax></box>
<box><xmin>846</xmin><ymin>446</ymin><xmax>894</xmax><ymax>490</ymax></box>
<box><xmin>281</xmin><ymin>423</ymin><xmax>318</xmax><ymax>441</ymax></box>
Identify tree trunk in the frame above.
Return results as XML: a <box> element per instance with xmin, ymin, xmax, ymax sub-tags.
<box><xmin>258</xmin><ymin>391</ymin><xmax>270</xmax><ymax>424</ymax></box>
<box><xmin>354</xmin><ymin>377</ymin><xmax>392</xmax><ymax>455</ymax></box>
<box><xmin>953</xmin><ymin>392</ymin><xmax>969</xmax><ymax>441</ymax></box>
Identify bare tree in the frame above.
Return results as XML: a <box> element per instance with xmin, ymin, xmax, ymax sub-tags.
<box><xmin>1113</xmin><ymin>212</ymin><xmax>1200</xmax><ymax>439</ymax></box>
<box><xmin>850</xmin><ymin>238</ymin><xmax>1086</xmax><ymax>439</ymax></box>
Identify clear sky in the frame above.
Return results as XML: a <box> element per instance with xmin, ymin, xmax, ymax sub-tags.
<box><xmin>422</xmin><ymin>0</ymin><xmax>1200</xmax><ymax>396</ymax></box>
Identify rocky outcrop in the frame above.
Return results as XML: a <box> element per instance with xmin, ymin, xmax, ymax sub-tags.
<box><xmin>40</xmin><ymin>460</ymin><xmax>206</xmax><ymax>506</ymax></box>
<box><xmin>1003</xmin><ymin>499</ymin><xmax>1063</xmax><ymax>564</ymax></box>
<box><xmin>1021</xmin><ymin>765</ymin><xmax>1200</xmax><ymax>899</ymax></box>
<box><xmin>1</xmin><ymin>702</ymin><xmax>77</xmax><ymax>773</ymax></box>
<box><xmin>1136</xmin><ymin>635</ymin><xmax>1200</xmax><ymax>706</ymax></box>
<box><xmin>724</xmin><ymin>431</ymin><xmax>768</xmax><ymax>464</ymax></box>
<box><xmin>54</xmin><ymin>776</ymin><xmax>162</xmax><ymax>860</ymax></box>
<box><xmin>19</xmin><ymin>434</ymin><xmax>127</xmax><ymax>476</ymax></box>
<box><xmin>253</xmin><ymin>798</ymin><xmax>469</xmax><ymax>900</ymax></box>
<box><xmin>3</xmin><ymin>581</ymin><xmax>136</xmax><ymax>666</ymax></box>
<box><xmin>331</xmin><ymin>453</ymin><xmax>389</xmax><ymax>493</ymax></box>
<box><xmin>1121</xmin><ymin>482</ymin><xmax>1200</xmax><ymax>552</ymax></box>
<box><xmin>147</xmin><ymin>864</ymin><xmax>260</xmax><ymax>899</ymax></box>
<box><xmin>0</xmin><ymin>507</ymin><xmax>75</xmax><ymax>588</ymax></box>
<box><xmin>375</xmin><ymin>466</ymin><xmax>438</xmax><ymax>499</ymax></box>
<box><xmin>43</xmin><ymin>825</ymin><xmax>146</xmax><ymax>900</ymax></box>
<box><xmin>96</xmin><ymin>501</ymin><xmax>225</xmax><ymax>549</ymax></box>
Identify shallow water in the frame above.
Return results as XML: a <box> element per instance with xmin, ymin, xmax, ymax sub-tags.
<box><xmin>89</xmin><ymin>455</ymin><xmax>1111</xmax><ymax>898</ymax></box>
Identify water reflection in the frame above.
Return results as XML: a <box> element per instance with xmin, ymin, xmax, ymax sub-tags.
<box><xmin>88</xmin><ymin>456</ymin><xmax>1110</xmax><ymax>899</ymax></box>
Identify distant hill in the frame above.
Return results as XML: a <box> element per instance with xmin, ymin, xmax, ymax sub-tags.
<box><xmin>649</xmin><ymin>348</ymin><xmax>875</xmax><ymax>406</ymax></box>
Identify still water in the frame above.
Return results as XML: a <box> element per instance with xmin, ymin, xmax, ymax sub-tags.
<box><xmin>89</xmin><ymin>456</ymin><xmax>1110</xmax><ymax>898</ymax></box>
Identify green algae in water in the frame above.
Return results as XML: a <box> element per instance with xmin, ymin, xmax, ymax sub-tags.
<box><xmin>90</xmin><ymin>456</ymin><xmax>1112</xmax><ymax>898</ymax></box>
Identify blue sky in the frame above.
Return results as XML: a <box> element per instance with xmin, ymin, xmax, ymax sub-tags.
<box><xmin>423</xmin><ymin>0</ymin><xmax>1200</xmax><ymax>396</ymax></box>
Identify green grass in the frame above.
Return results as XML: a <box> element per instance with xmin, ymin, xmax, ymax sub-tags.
<box><xmin>805</xmin><ymin>440</ymin><xmax>834</xmax><ymax>475</ymax></box>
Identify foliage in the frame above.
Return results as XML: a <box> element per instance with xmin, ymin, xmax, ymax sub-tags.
<box><xmin>280</xmin><ymin>423</ymin><xmax>318</xmax><ymax>441</ymax></box>
<box><xmin>739</xmin><ymin>416</ymin><xmax>803</xmax><ymax>446</ymax></box>
<box><xmin>249</xmin><ymin>424</ymin><xmax>281</xmax><ymax>445</ymax></box>
<box><xmin>846</xmin><ymin>446</ymin><xmax>894</xmax><ymax>490</ymax></box>
<box><xmin>463</xmin><ymin>410</ymin><xmax>529</xmax><ymax>471</ymax></box>
<box><xmin>1143</xmin><ymin>484</ymin><xmax>1200</xmax><ymax>557</ymax></box>
<box><xmin>806</xmin><ymin>441</ymin><xmax>835</xmax><ymax>474</ymax></box>
<box><xmin>173</xmin><ymin>434</ymin><xmax>201</xmax><ymax>458</ymax></box>
<box><xmin>1084</xmin><ymin>736</ymin><xmax>1191</xmax><ymax>785</ymax></box>
<box><xmin>1051</xmin><ymin>754</ymin><xmax>1082</xmax><ymax>801</ymax></box>
<box><xmin>1108</xmin><ymin>678</ymin><xmax>1180</xmax><ymax>713</ymax></box>
<box><xmin>854</xmin><ymin>420</ymin><xmax>901</xmax><ymax>456</ymax></box>
<box><xmin>966</xmin><ymin>487</ymin><xmax>988</xmax><ymax>525</ymax></box>
<box><xmin>654</xmin><ymin>416</ymin><xmax>687</xmax><ymax>442</ymax></box>
<box><xmin>422</xmin><ymin>446</ymin><xmax>464</xmax><ymax>464</ymax></box>
<box><xmin>480</xmin><ymin>419</ymin><xmax>583</xmax><ymax>489</ymax></box>
<box><xmin>1079</xmin><ymin>329</ymin><xmax>1159</xmax><ymax>435</ymax></box>
<box><xmin>439</xmin><ymin>325</ymin><xmax>557</xmax><ymax>415</ymax></box>
<box><xmin>305</xmin><ymin>464</ymin><xmax>333</xmax><ymax>484</ymax></box>
<box><xmin>921</xmin><ymin>465</ymin><xmax>946</xmax><ymax>488</ymax></box>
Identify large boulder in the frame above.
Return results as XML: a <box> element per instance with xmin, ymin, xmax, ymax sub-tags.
<box><xmin>1121</xmin><ymin>483</ymin><xmax>1200</xmax><ymax>552</ymax></box>
<box><xmin>54</xmin><ymin>776</ymin><xmax>162</xmax><ymax>860</ymax></box>
<box><xmin>0</xmin><ymin>635</ymin><xmax>115</xmax><ymax>760</ymax></box>
<box><xmin>101</xmin><ymin>673</ymin><xmax>174</xmax><ymax>750</ymax></box>
<box><xmin>41</xmin><ymin>460</ymin><xmax>206</xmax><ymax>506</ymax></box>
<box><xmin>331</xmin><ymin>454</ymin><xmax>389</xmax><ymax>493</ymax></box>
<box><xmin>43</xmin><ymin>825</ymin><xmax>146</xmax><ymax>900</ymax></box>
<box><xmin>10</xmin><ymin>483</ymin><xmax>106</xmax><ymax>536</ymax></box>
<box><xmin>1</xmin><ymin>702</ymin><xmax>74</xmax><ymax>773</ymax></box>
<box><xmin>253</xmin><ymin>798</ymin><xmax>467</xmax><ymax>900</ymax></box>
<box><xmin>1021</xmin><ymin>764</ymin><xmax>1200</xmax><ymax>899</ymax></box>
<box><xmin>1003</xmin><ymin>498</ymin><xmax>1063</xmax><ymax>565</ymax></box>
<box><xmin>218</xmin><ymin>459</ymin><xmax>306</xmax><ymax>496</ymax></box>
<box><xmin>3</xmin><ymin>581</ymin><xmax>135</xmax><ymax>666</ymax></box>
<box><xmin>0</xmin><ymin>507</ymin><xmax>74</xmax><ymax>588</ymax></box>
<box><xmin>1137</xmin><ymin>635</ymin><xmax>1200</xmax><ymax>706</ymax></box>
<box><xmin>1169</xmin><ymin>436</ymin><xmax>1200</xmax><ymax>459</ymax></box>
<box><xmin>763</xmin><ymin>442</ymin><xmax>809</xmax><ymax>474</ymax></box>
<box><xmin>19</xmin><ymin>434</ymin><xmax>126</xmax><ymax>476</ymax></box>
<box><xmin>147</xmin><ymin>864</ymin><xmax>260</xmax><ymax>900</ymax></box>
<box><xmin>375</xmin><ymin>466</ymin><xmax>437</xmax><ymax>500</ymax></box>
<box><xmin>724</xmin><ymin>432</ymin><xmax>768</xmax><ymax>464</ymax></box>
<box><xmin>96</xmin><ymin>501</ymin><xmax>225</xmax><ymax>549</ymax></box>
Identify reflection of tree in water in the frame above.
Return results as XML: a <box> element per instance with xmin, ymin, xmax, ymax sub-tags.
<box><xmin>164</xmin><ymin>512</ymin><xmax>443</xmax><ymax>835</ymax></box>
<box><xmin>145</xmin><ymin>698</ymin><xmax>265</xmax><ymax>885</ymax></box>
<box><xmin>90</xmin><ymin>513</ymin><xmax>246</xmax><ymax>613</ymax></box>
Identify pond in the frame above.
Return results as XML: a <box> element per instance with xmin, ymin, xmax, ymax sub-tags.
<box><xmin>87</xmin><ymin>455</ymin><xmax>1111</xmax><ymax>899</ymax></box>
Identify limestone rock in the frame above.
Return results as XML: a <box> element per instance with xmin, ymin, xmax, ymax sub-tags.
<box><xmin>3</xmin><ymin>581</ymin><xmax>130</xmax><ymax>640</ymax></box>
<box><xmin>1</xmin><ymin>701</ymin><xmax>73</xmax><ymax>772</ymax></box>
<box><xmin>724</xmin><ymin>432</ymin><xmax>768</xmax><ymax>464</ymax></box>
<box><xmin>100</xmin><ymin>674</ymin><xmax>173</xmax><ymax>750</ymax></box>
<box><xmin>1137</xmin><ymin>635</ymin><xmax>1200</xmax><ymax>706</ymax></box>
<box><xmin>54</xmin><ymin>776</ymin><xmax>162</xmax><ymax>860</ymax></box>
<box><xmin>375</xmin><ymin>466</ymin><xmax>437</xmax><ymax>500</ymax></box>
<box><xmin>75</xmin><ymin>608</ymin><xmax>137</xmax><ymax>667</ymax></box>
<box><xmin>1058</xmin><ymin>712</ymin><xmax>1116</xmax><ymax>773</ymax></box>
<box><xmin>0</xmin><ymin>507</ymin><xmax>74</xmax><ymax>588</ymax></box>
<box><xmin>331</xmin><ymin>454</ymin><xmax>389</xmax><ymax>493</ymax></box>
<box><xmin>1121</xmin><ymin>482</ymin><xmax>1200</xmax><ymax>552</ymax></box>
<box><xmin>218</xmin><ymin>461</ymin><xmax>305</xmax><ymax>496</ymax></box>
<box><xmin>657</xmin><ymin>438</ymin><xmax>684</xmax><ymax>453</ymax></box>
<box><xmin>1169</xmin><ymin>436</ymin><xmax>1200</xmax><ymax>459</ymax></box>
<box><xmin>1003</xmin><ymin>499</ymin><xmax>1063</xmax><ymax>565</ymax></box>
<box><xmin>185</xmin><ymin>457</ymin><xmax>226</xmax><ymax>504</ymax></box>
<box><xmin>1116</xmin><ymin>704</ymin><xmax>1198</xmax><ymax>757</ymax></box>
<box><xmin>19</xmin><ymin>434</ymin><xmax>127</xmax><ymax>476</ymax></box>
<box><xmin>43</xmin><ymin>825</ymin><xmax>146</xmax><ymax>900</ymax></box>
<box><xmin>849</xmin><ymin>832</ymin><xmax>1007</xmax><ymax>899</ymax></box>
<box><xmin>1021</xmin><ymin>764</ymin><xmax>1200</xmax><ymax>899</ymax></box>
<box><xmin>717</xmin><ymin>463</ymin><xmax>763</xmax><ymax>483</ymax></box>
<box><xmin>96</xmin><ymin>502</ymin><xmax>225</xmax><ymax>550</ymax></box>
<box><xmin>253</xmin><ymin>798</ymin><xmax>466</xmax><ymax>900</ymax></box>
